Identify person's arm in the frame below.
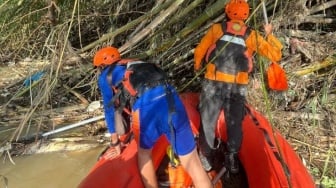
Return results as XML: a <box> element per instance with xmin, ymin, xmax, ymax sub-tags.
<box><xmin>194</xmin><ymin>23</ymin><xmax>223</xmax><ymax>71</ymax></box>
<box><xmin>138</xmin><ymin>148</ymin><xmax>158</xmax><ymax>187</ymax></box>
<box><xmin>98</xmin><ymin>69</ymin><xmax>116</xmax><ymax>135</ymax></box>
<box><xmin>98</xmin><ymin>69</ymin><xmax>122</xmax><ymax>159</ymax></box>
<box><xmin>245</xmin><ymin>24</ymin><xmax>283</xmax><ymax>62</ymax></box>
<box><xmin>110</xmin><ymin>132</ymin><xmax>119</xmax><ymax>145</ymax></box>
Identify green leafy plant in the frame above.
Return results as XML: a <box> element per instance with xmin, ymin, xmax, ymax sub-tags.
<box><xmin>321</xmin><ymin>176</ymin><xmax>336</xmax><ymax>188</ymax></box>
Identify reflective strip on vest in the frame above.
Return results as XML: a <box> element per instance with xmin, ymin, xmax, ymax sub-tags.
<box><xmin>126</xmin><ymin>61</ymin><xmax>146</xmax><ymax>68</ymax></box>
<box><xmin>220</xmin><ymin>35</ymin><xmax>246</xmax><ymax>47</ymax></box>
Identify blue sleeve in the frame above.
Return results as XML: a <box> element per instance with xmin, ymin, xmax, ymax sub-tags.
<box><xmin>98</xmin><ymin>67</ymin><xmax>116</xmax><ymax>133</ymax></box>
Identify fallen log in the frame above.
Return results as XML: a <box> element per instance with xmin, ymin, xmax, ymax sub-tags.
<box><xmin>11</xmin><ymin>136</ymin><xmax>106</xmax><ymax>155</ymax></box>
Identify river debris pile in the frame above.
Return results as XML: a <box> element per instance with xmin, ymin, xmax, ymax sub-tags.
<box><xmin>0</xmin><ymin>0</ymin><xmax>335</xmax><ymax>185</ymax></box>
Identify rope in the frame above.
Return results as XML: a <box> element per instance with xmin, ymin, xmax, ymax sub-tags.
<box><xmin>252</xmin><ymin>1</ymin><xmax>293</xmax><ymax>187</ymax></box>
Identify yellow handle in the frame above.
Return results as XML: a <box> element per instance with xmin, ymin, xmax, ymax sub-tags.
<box><xmin>166</xmin><ymin>145</ymin><xmax>179</xmax><ymax>166</ymax></box>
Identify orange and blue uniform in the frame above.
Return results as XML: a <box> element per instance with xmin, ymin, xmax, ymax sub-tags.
<box><xmin>194</xmin><ymin>19</ymin><xmax>283</xmax><ymax>171</ymax></box>
<box><xmin>98</xmin><ymin>61</ymin><xmax>195</xmax><ymax>155</ymax></box>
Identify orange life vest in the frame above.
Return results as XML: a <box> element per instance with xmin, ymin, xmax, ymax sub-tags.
<box><xmin>205</xmin><ymin>21</ymin><xmax>252</xmax><ymax>85</ymax></box>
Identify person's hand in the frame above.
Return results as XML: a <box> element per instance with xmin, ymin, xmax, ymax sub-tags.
<box><xmin>194</xmin><ymin>64</ymin><xmax>204</xmax><ymax>77</ymax></box>
<box><xmin>194</xmin><ymin>65</ymin><xmax>201</xmax><ymax>73</ymax></box>
<box><xmin>194</xmin><ymin>69</ymin><xmax>202</xmax><ymax>77</ymax></box>
<box><xmin>264</xmin><ymin>24</ymin><xmax>273</xmax><ymax>36</ymax></box>
<box><xmin>102</xmin><ymin>140</ymin><xmax>121</xmax><ymax>160</ymax></box>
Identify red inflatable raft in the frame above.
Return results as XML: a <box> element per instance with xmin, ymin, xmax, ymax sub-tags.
<box><xmin>78</xmin><ymin>93</ymin><xmax>315</xmax><ymax>188</ymax></box>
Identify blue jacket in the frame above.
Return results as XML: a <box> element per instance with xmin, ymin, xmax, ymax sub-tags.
<box><xmin>98</xmin><ymin>65</ymin><xmax>126</xmax><ymax>133</ymax></box>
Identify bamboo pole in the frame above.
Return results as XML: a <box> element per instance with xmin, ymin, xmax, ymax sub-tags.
<box><xmin>135</xmin><ymin>0</ymin><xmax>229</xmax><ymax>59</ymax></box>
<box><xmin>119</xmin><ymin>0</ymin><xmax>187</xmax><ymax>53</ymax></box>
<box><xmin>79</xmin><ymin>0</ymin><xmax>176</xmax><ymax>53</ymax></box>
<box><xmin>292</xmin><ymin>56</ymin><xmax>336</xmax><ymax>76</ymax></box>
<box><xmin>308</xmin><ymin>0</ymin><xmax>336</xmax><ymax>15</ymax></box>
<box><xmin>41</xmin><ymin>115</ymin><xmax>104</xmax><ymax>137</ymax></box>
<box><xmin>144</xmin><ymin>0</ymin><xmax>206</xmax><ymax>53</ymax></box>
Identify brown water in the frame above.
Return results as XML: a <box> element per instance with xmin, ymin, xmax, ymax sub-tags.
<box><xmin>0</xmin><ymin>147</ymin><xmax>104</xmax><ymax>188</ymax></box>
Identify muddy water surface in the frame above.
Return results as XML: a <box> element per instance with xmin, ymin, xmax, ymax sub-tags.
<box><xmin>0</xmin><ymin>146</ymin><xmax>104</xmax><ymax>188</ymax></box>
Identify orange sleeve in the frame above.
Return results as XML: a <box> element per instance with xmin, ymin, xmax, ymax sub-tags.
<box><xmin>245</xmin><ymin>30</ymin><xmax>283</xmax><ymax>63</ymax></box>
<box><xmin>194</xmin><ymin>24</ymin><xmax>223</xmax><ymax>71</ymax></box>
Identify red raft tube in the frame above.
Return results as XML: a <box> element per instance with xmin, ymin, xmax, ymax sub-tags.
<box><xmin>78</xmin><ymin>92</ymin><xmax>315</xmax><ymax>188</ymax></box>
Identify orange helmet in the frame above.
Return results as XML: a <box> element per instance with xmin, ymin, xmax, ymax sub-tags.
<box><xmin>93</xmin><ymin>46</ymin><xmax>121</xmax><ymax>66</ymax></box>
<box><xmin>225</xmin><ymin>0</ymin><xmax>250</xmax><ymax>21</ymax></box>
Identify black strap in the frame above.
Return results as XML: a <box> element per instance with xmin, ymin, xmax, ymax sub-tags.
<box><xmin>106</xmin><ymin>64</ymin><xmax>116</xmax><ymax>91</ymax></box>
<box><xmin>112</xmin><ymin>85</ymin><xmax>132</xmax><ymax>113</ymax></box>
<box><xmin>244</xmin><ymin>27</ymin><xmax>251</xmax><ymax>40</ymax></box>
<box><xmin>245</xmin><ymin>106</ymin><xmax>291</xmax><ymax>177</ymax></box>
<box><xmin>221</xmin><ymin>21</ymin><xmax>227</xmax><ymax>35</ymax></box>
<box><xmin>164</xmin><ymin>85</ymin><xmax>178</xmax><ymax>167</ymax></box>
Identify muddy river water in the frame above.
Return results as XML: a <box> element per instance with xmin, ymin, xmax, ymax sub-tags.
<box><xmin>0</xmin><ymin>146</ymin><xmax>105</xmax><ymax>188</ymax></box>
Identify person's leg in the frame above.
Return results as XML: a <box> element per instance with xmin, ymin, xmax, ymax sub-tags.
<box><xmin>138</xmin><ymin>147</ymin><xmax>158</xmax><ymax>188</ymax></box>
<box><xmin>198</xmin><ymin>124</ymin><xmax>215</xmax><ymax>171</ymax></box>
<box><xmin>166</xmin><ymin>89</ymin><xmax>212</xmax><ymax>187</ymax></box>
<box><xmin>198</xmin><ymin>80</ymin><xmax>222</xmax><ymax>171</ymax></box>
<box><xmin>223</xmin><ymin>93</ymin><xmax>245</xmax><ymax>173</ymax></box>
<box><xmin>223</xmin><ymin>96</ymin><xmax>245</xmax><ymax>153</ymax></box>
<box><xmin>131</xmin><ymin>102</ymin><xmax>161</xmax><ymax>188</ymax></box>
<box><xmin>179</xmin><ymin>148</ymin><xmax>212</xmax><ymax>188</ymax></box>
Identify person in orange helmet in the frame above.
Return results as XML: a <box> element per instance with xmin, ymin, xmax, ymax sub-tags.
<box><xmin>94</xmin><ymin>47</ymin><xmax>212</xmax><ymax>188</ymax></box>
<box><xmin>194</xmin><ymin>0</ymin><xmax>283</xmax><ymax>174</ymax></box>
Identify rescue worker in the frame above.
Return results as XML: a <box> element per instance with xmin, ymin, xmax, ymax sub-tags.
<box><xmin>194</xmin><ymin>0</ymin><xmax>283</xmax><ymax>174</ymax></box>
<box><xmin>94</xmin><ymin>46</ymin><xmax>212</xmax><ymax>188</ymax></box>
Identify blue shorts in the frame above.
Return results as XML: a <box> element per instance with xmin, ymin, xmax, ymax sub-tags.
<box><xmin>132</xmin><ymin>85</ymin><xmax>195</xmax><ymax>155</ymax></box>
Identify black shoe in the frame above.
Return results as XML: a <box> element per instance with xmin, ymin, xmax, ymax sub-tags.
<box><xmin>199</xmin><ymin>152</ymin><xmax>212</xmax><ymax>172</ymax></box>
<box><xmin>228</xmin><ymin>152</ymin><xmax>239</xmax><ymax>174</ymax></box>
